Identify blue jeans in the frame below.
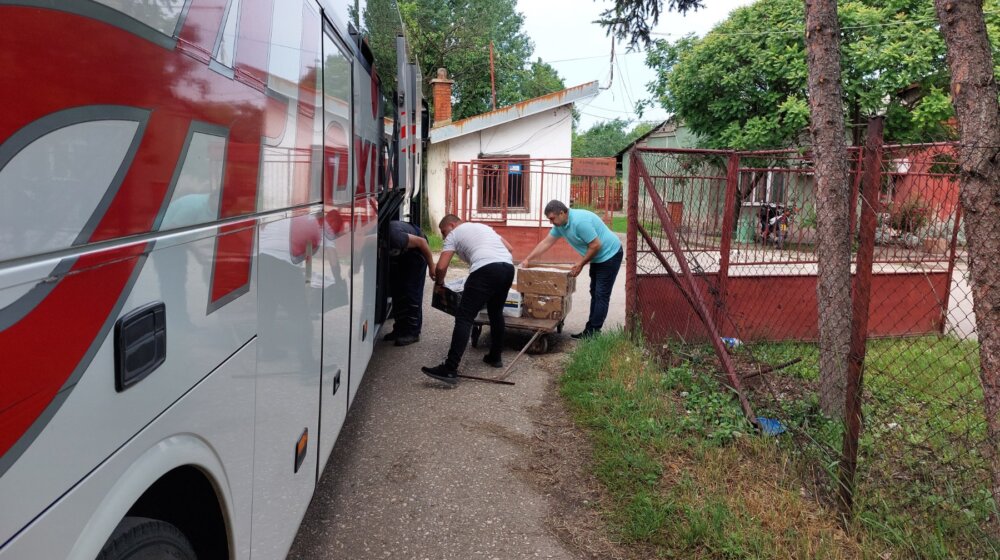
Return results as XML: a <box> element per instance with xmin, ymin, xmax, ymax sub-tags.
<box><xmin>585</xmin><ymin>248</ymin><xmax>623</xmax><ymax>333</ymax></box>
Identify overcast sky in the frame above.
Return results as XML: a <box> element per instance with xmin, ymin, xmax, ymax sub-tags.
<box><xmin>517</xmin><ymin>0</ymin><xmax>755</xmax><ymax>131</ymax></box>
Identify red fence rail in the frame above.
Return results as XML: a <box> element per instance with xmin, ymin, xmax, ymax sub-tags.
<box><xmin>445</xmin><ymin>158</ymin><xmax>621</xmax><ymax>226</ymax></box>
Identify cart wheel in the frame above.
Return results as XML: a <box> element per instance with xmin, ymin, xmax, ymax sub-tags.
<box><xmin>471</xmin><ymin>325</ymin><xmax>482</xmax><ymax>348</ymax></box>
<box><xmin>527</xmin><ymin>335</ymin><xmax>550</xmax><ymax>354</ymax></box>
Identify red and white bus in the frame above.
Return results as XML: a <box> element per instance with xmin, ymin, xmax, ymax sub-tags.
<box><xmin>0</xmin><ymin>1</ymin><xmax>423</xmax><ymax>558</ymax></box>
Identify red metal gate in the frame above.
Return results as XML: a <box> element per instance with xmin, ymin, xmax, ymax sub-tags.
<box><xmin>626</xmin><ymin>144</ymin><xmax>964</xmax><ymax>343</ymax></box>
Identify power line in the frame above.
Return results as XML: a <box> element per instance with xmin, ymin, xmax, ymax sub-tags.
<box><xmin>615</xmin><ymin>55</ymin><xmax>638</xmax><ymax>114</ymax></box>
<box><xmin>545</xmin><ymin>50</ymin><xmax>646</xmax><ymax>64</ymax></box>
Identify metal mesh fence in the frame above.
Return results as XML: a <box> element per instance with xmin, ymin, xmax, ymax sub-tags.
<box><xmin>626</xmin><ymin>137</ymin><xmax>996</xmax><ymax>553</ymax></box>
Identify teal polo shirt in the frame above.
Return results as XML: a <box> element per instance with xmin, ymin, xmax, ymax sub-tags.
<box><xmin>549</xmin><ymin>209</ymin><xmax>622</xmax><ymax>263</ymax></box>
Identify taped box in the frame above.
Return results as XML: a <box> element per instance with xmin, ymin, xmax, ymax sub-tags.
<box><xmin>517</xmin><ymin>266</ymin><xmax>576</xmax><ymax>297</ymax></box>
<box><xmin>522</xmin><ymin>293</ymin><xmax>572</xmax><ymax>320</ymax></box>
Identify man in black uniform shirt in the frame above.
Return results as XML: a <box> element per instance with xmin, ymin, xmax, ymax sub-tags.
<box><xmin>385</xmin><ymin>220</ymin><xmax>436</xmax><ymax>346</ymax></box>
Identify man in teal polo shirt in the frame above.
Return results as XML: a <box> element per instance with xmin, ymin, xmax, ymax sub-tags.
<box><xmin>521</xmin><ymin>200</ymin><xmax>623</xmax><ymax>339</ymax></box>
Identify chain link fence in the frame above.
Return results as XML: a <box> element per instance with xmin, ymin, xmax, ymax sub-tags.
<box><xmin>625</xmin><ymin>132</ymin><xmax>995</xmax><ymax>554</ymax></box>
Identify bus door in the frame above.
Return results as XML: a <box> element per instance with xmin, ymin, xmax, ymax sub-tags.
<box><xmin>316</xmin><ymin>24</ymin><xmax>353</xmax><ymax>476</ymax></box>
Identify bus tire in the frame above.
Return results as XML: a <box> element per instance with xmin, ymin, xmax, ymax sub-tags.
<box><xmin>97</xmin><ymin>516</ymin><xmax>197</xmax><ymax>560</ymax></box>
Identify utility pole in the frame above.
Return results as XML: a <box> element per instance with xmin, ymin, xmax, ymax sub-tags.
<box><xmin>489</xmin><ymin>41</ymin><xmax>497</xmax><ymax>111</ymax></box>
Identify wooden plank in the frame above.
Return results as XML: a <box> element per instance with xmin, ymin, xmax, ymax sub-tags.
<box><xmin>474</xmin><ymin>312</ymin><xmax>560</xmax><ymax>332</ymax></box>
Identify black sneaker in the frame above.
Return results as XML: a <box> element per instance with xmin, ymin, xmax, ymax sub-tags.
<box><xmin>421</xmin><ymin>363</ymin><xmax>459</xmax><ymax>385</ymax></box>
<box><xmin>483</xmin><ymin>354</ymin><xmax>503</xmax><ymax>368</ymax></box>
<box><xmin>571</xmin><ymin>329</ymin><xmax>598</xmax><ymax>340</ymax></box>
<box><xmin>383</xmin><ymin>330</ymin><xmax>399</xmax><ymax>342</ymax></box>
<box><xmin>395</xmin><ymin>334</ymin><xmax>419</xmax><ymax>347</ymax></box>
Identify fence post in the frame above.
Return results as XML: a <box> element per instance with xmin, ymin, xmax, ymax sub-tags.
<box><xmin>465</xmin><ymin>164</ymin><xmax>472</xmax><ymax>222</ymax></box>
<box><xmin>839</xmin><ymin>116</ymin><xmax>884</xmax><ymax>516</ymax></box>
<box><xmin>848</xmin><ymin>147</ymin><xmax>864</xmax><ymax>239</ymax></box>
<box><xmin>626</xmin><ymin>151</ymin><xmax>640</xmax><ymax>333</ymax></box>
<box><xmin>940</xmin><ymin>204</ymin><xmax>964</xmax><ymax>333</ymax></box>
<box><xmin>717</xmin><ymin>152</ymin><xmax>740</xmax><ymax>332</ymax></box>
<box><xmin>539</xmin><ymin>160</ymin><xmax>545</xmax><ymax>229</ymax></box>
<box><xmin>446</xmin><ymin>162</ymin><xmax>454</xmax><ymax>215</ymax></box>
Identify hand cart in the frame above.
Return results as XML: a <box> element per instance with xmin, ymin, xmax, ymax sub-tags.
<box><xmin>466</xmin><ymin>313</ymin><xmax>563</xmax><ymax>383</ymax></box>
<box><xmin>470</xmin><ymin>313</ymin><xmax>563</xmax><ymax>355</ymax></box>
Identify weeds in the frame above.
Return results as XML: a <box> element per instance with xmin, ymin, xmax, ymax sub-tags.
<box><xmin>561</xmin><ymin>330</ymin><xmax>860</xmax><ymax>558</ymax></box>
<box><xmin>563</xmin><ymin>330</ymin><xmax>999</xmax><ymax>558</ymax></box>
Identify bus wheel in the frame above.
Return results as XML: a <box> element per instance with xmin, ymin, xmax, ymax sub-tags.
<box><xmin>97</xmin><ymin>517</ymin><xmax>196</xmax><ymax>560</ymax></box>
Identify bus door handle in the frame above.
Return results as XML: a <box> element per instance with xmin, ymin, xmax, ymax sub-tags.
<box><xmin>114</xmin><ymin>302</ymin><xmax>167</xmax><ymax>392</ymax></box>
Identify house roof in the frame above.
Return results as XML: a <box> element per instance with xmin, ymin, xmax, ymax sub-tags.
<box><xmin>429</xmin><ymin>81</ymin><xmax>600</xmax><ymax>144</ymax></box>
<box><xmin>613</xmin><ymin>119</ymin><xmax>670</xmax><ymax>161</ymax></box>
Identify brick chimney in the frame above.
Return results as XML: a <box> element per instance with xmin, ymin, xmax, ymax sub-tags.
<box><xmin>429</xmin><ymin>68</ymin><xmax>454</xmax><ymax>127</ymax></box>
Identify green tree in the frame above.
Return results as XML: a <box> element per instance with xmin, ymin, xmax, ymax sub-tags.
<box><xmin>642</xmin><ymin>0</ymin><xmax>976</xmax><ymax>149</ymax></box>
<box><xmin>517</xmin><ymin>59</ymin><xmax>566</xmax><ymax>100</ymax></box>
<box><xmin>361</xmin><ymin>0</ymin><xmax>567</xmax><ymax>121</ymax></box>
<box><xmin>934</xmin><ymin>0</ymin><xmax>1000</xmax><ymax>534</ymax></box>
<box><xmin>572</xmin><ymin>119</ymin><xmax>655</xmax><ymax>158</ymax></box>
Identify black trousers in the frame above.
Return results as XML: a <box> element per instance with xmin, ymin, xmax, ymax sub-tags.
<box><xmin>390</xmin><ymin>250</ymin><xmax>427</xmax><ymax>336</ymax></box>
<box><xmin>446</xmin><ymin>262</ymin><xmax>515</xmax><ymax>369</ymax></box>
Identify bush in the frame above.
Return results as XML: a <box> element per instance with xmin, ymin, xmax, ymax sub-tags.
<box><xmin>889</xmin><ymin>199</ymin><xmax>931</xmax><ymax>235</ymax></box>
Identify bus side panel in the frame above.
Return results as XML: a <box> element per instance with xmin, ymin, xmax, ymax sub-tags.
<box><xmin>0</xmin><ymin>339</ymin><xmax>257</xmax><ymax>560</ymax></box>
<box><xmin>247</xmin><ymin>1</ymin><xmax>327</xmax><ymax>554</ymax></box>
<box><xmin>250</xmin><ymin>211</ymin><xmax>324</xmax><ymax>559</ymax></box>
<box><xmin>317</xmin><ymin>27</ymin><xmax>353</xmax><ymax>474</ymax></box>
<box><xmin>347</xmin><ymin>60</ymin><xmax>382</xmax><ymax>406</ymax></box>
<box><xmin>0</xmin><ymin>230</ymin><xmax>256</xmax><ymax>544</ymax></box>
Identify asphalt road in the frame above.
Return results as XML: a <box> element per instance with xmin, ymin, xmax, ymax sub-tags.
<box><xmin>287</xmin><ymin>259</ymin><xmax>627</xmax><ymax>559</ymax></box>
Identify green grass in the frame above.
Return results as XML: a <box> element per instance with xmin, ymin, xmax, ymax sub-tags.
<box><xmin>562</xmin><ymin>332</ymin><xmax>1000</xmax><ymax>558</ymax></box>
<box><xmin>427</xmin><ymin>233</ymin><xmax>443</xmax><ymax>252</ymax></box>
<box><xmin>561</xmin><ymin>331</ymin><xmax>862</xmax><ymax>558</ymax></box>
<box><xmin>744</xmin><ymin>337</ymin><xmax>997</xmax><ymax>558</ymax></box>
<box><xmin>612</xmin><ymin>215</ymin><xmax>627</xmax><ymax>234</ymax></box>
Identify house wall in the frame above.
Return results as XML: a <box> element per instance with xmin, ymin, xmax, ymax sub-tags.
<box><xmin>622</xmin><ymin>121</ymin><xmax>699</xmax><ymax>208</ymax></box>
<box><xmin>426</xmin><ymin>106</ymin><xmax>574</xmax><ymax>233</ymax></box>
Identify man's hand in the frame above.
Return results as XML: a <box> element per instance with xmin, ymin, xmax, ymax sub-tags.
<box><xmin>518</xmin><ymin>259</ymin><xmax>530</xmax><ymax>269</ymax></box>
<box><xmin>428</xmin><ymin>268</ymin><xmax>437</xmax><ymax>282</ymax></box>
<box><xmin>569</xmin><ymin>262</ymin><xmax>584</xmax><ymax>277</ymax></box>
<box><xmin>434</xmin><ymin>283</ymin><xmax>445</xmax><ymax>296</ymax></box>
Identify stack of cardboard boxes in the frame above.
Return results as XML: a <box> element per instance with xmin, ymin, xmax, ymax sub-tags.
<box><xmin>517</xmin><ymin>266</ymin><xmax>575</xmax><ymax>321</ymax></box>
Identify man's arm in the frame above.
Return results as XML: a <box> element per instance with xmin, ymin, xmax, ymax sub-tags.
<box><xmin>570</xmin><ymin>238</ymin><xmax>602</xmax><ymax>277</ymax></box>
<box><xmin>407</xmin><ymin>234</ymin><xmax>437</xmax><ymax>282</ymax></box>
<box><xmin>500</xmin><ymin>236</ymin><xmax>514</xmax><ymax>254</ymax></box>
<box><xmin>520</xmin><ymin>235</ymin><xmax>558</xmax><ymax>267</ymax></box>
<box><xmin>434</xmin><ymin>250</ymin><xmax>455</xmax><ymax>289</ymax></box>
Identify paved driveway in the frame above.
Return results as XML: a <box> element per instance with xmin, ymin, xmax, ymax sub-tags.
<box><xmin>288</xmin><ymin>257</ymin><xmax>626</xmax><ymax>559</ymax></box>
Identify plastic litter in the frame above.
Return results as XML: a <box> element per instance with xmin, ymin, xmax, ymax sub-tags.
<box><xmin>757</xmin><ymin>417</ymin><xmax>786</xmax><ymax>436</ymax></box>
<box><xmin>721</xmin><ymin>337</ymin><xmax>742</xmax><ymax>349</ymax></box>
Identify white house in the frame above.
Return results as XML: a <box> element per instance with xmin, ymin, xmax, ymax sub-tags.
<box><xmin>425</xmin><ymin>69</ymin><xmax>599</xmax><ymax>238</ymax></box>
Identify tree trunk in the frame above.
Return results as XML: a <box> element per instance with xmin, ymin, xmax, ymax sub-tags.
<box><xmin>934</xmin><ymin>0</ymin><xmax>1000</xmax><ymax>532</ymax></box>
<box><xmin>805</xmin><ymin>0</ymin><xmax>851</xmax><ymax>418</ymax></box>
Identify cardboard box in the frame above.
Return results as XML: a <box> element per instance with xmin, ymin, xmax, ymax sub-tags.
<box><xmin>517</xmin><ymin>266</ymin><xmax>576</xmax><ymax>296</ymax></box>
<box><xmin>522</xmin><ymin>293</ymin><xmax>572</xmax><ymax>320</ymax></box>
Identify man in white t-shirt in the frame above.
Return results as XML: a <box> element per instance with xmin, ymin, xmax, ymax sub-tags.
<box><xmin>422</xmin><ymin>215</ymin><xmax>515</xmax><ymax>385</ymax></box>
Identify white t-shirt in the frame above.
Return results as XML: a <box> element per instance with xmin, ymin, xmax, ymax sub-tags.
<box><xmin>442</xmin><ymin>222</ymin><xmax>512</xmax><ymax>273</ymax></box>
